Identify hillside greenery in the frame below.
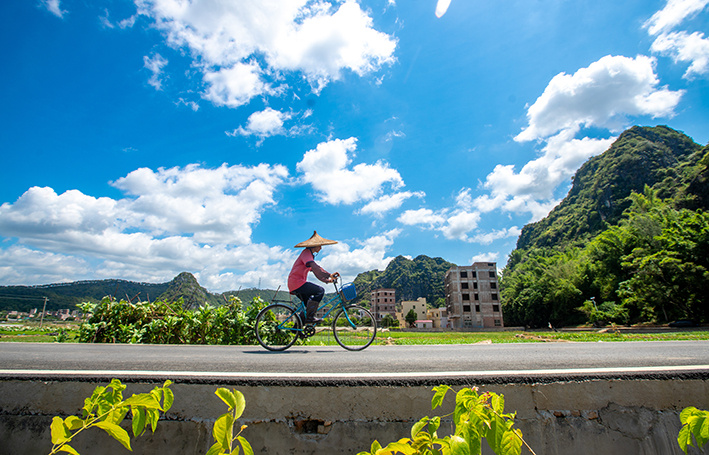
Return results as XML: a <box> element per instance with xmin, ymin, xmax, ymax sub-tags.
<box><xmin>502</xmin><ymin>126</ymin><xmax>709</xmax><ymax>327</ymax></box>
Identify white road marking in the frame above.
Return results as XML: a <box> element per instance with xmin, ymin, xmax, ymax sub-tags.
<box><xmin>1</xmin><ymin>364</ymin><xmax>708</xmax><ymax>379</ymax></box>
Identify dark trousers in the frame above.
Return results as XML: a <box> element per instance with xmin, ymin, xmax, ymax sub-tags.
<box><xmin>292</xmin><ymin>282</ymin><xmax>325</xmax><ymax>304</ymax></box>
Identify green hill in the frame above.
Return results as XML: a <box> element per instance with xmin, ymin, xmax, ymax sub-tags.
<box><xmin>502</xmin><ymin>125</ymin><xmax>709</xmax><ymax>327</ymax></box>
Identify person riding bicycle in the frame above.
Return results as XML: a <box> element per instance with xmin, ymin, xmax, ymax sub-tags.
<box><xmin>288</xmin><ymin>231</ymin><xmax>338</xmax><ymax>324</ymax></box>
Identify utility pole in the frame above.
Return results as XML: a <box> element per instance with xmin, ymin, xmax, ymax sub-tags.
<box><xmin>39</xmin><ymin>297</ymin><xmax>48</xmax><ymax>328</ymax></box>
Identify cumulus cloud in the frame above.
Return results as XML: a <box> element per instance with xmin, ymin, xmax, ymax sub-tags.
<box><xmin>0</xmin><ymin>246</ymin><xmax>89</xmax><ymax>285</ymax></box>
<box><xmin>645</xmin><ymin>0</ymin><xmax>709</xmax><ymax>78</ymax></box>
<box><xmin>137</xmin><ymin>0</ymin><xmax>397</xmax><ymax>106</ymax></box>
<box><xmin>318</xmin><ymin>229</ymin><xmax>401</xmax><ymax>282</ymax></box>
<box><xmin>0</xmin><ymin>164</ymin><xmax>295</xmax><ymax>291</ymax></box>
<box><xmin>515</xmin><ymin>55</ymin><xmax>683</xmax><ymax>142</ymax></box>
<box><xmin>227</xmin><ymin>107</ymin><xmax>307</xmax><ymax>144</ymax></box>
<box><xmin>297</xmin><ymin>137</ymin><xmax>404</xmax><ymax>205</ymax></box>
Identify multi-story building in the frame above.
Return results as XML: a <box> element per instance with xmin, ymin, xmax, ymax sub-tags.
<box><xmin>445</xmin><ymin>262</ymin><xmax>504</xmax><ymax>329</ymax></box>
<box><xmin>370</xmin><ymin>288</ymin><xmax>396</xmax><ymax>323</ymax></box>
<box><xmin>428</xmin><ymin>307</ymin><xmax>449</xmax><ymax>329</ymax></box>
<box><xmin>399</xmin><ymin>297</ymin><xmax>428</xmax><ymax>327</ymax></box>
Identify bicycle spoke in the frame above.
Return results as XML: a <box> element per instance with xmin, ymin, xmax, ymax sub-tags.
<box><xmin>255</xmin><ymin>304</ymin><xmax>301</xmax><ymax>351</ymax></box>
<box><xmin>333</xmin><ymin>305</ymin><xmax>376</xmax><ymax>351</ymax></box>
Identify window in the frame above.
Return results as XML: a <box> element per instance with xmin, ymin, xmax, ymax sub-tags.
<box><xmin>489</xmin><ymin>271</ymin><xmax>496</xmax><ymax>278</ymax></box>
<box><xmin>492</xmin><ymin>293</ymin><xmax>498</xmax><ymax>300</ymax></box>
<box><xmin>494</xmin><ymin>319</ymin><xmax>501</xmax><ymax>327</ymax></box>
<box><xmin>461</xmin><ymin>282</ymin><xmax>469</xmax><ymax>289</ymax></box>
<box><xmin>462</xmin><ymin>293</ymin><xmax>470</xmax><ymax>301</ymax></box>
<box><xmin>463</xmin><ymin>305</ymin><xmax>471</xmax><ymax>312</ymax></box>
<box><xmin>490</xmin><ymin>282</ymin><xmax>497</xmax><ymax>289</ymax></box>
<box><xmin>473</xmin><ymin>282</ymin><xmax>478</xmax><ymax>289</ymax></box>
<box><xmin>460</xmin><ymin>271</ymin><xmax>468</xmax><ymax>278</ymax></box>
<box><xmin>475</xmin><ymin>304</ymin><xmax>480</xmax><ymax>312</ymax></box>
<box><xmin>472</xmin><ymin>271</ymin><xmax>477</xmax><ymax>278</ymax></box>
<box><xmin>493</xmin><ymin>304</ymin><xmax>499</xmax><ymax>312</ymax></box>
<box><xmin>474</xmin><ymin>293</ymin><xmax>479</xmax><ymax>301</ymax></box>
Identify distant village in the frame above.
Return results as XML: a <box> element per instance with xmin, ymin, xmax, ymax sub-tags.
<box><xmin>3</xmin><ymin>308</ymin><xmax>82</xmax><ymax>323</ymax></box>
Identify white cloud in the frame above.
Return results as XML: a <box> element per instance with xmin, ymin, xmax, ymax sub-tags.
<box><xmin>41</xmin><ymin>0</ymin><xmax>65</xmax><ymax>18</ymax></box>
<box><xmin>651</xmin><ymin>31</ymin><xmax>709</xmax><ymax>78</ymax></box>
<box><xmin>469</xmin><ymin>227</ymin><xmax>522</xmax><ymax>246</ymax></box>
<box><xmin>515</xmin><ymin>55</ymin><xmax>683</xmax><ymax>142</ymax></box>
<box><xmin>144</xmin><ymin>53</ymin><xmax>168</xmax><ymax>90</ymax></box>
<box><xmin>228</xmin><ymin>108</ymin><xmax>301</xmax><ymax>143</ymax></box>
<box><xmin>0</xmin><ymin>164</ymin><xmax>294</xmax><ymax>291</ymax></box>
<box><xmin>435</xmin><ymin>0</ymin><xmax>452</xmax><ymax>18</ymax></box>
<box><xmin>470</xmin><ymin>252</ymin><xmax>499</xmax><ymax>264</ymax></box>
<box><xmin>319</xmin><ymin>229</ymin><xmax>401</xmax><ymax>283</ymax></box>
<box><xmin>137</xmin><ymin>0</ymin><xmax>396</xmax><ymax>106</ymax></box>
<box><xmin>0</xmin><ymin>246</ymin><xmax>89</xmax><ymax>285</ymax></box>
<box><xmin>359</xmin><ymin>191</ymin><xmax>425</xmax><ymax>216</ymax></box>
<box><xmin>297</xmin><ymin>137</ymin><xmax>404</xmax><ymax>205</ymax></box>
<box><xmin>644</xmin><ymin>0</ymin><xmax>709</xmax><ymax>35</ymax></box>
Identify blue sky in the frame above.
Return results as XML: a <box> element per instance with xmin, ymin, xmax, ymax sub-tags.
<box><xmin>1</xmin><ymin>0</ymin><xmax>708</xmax><ymax>292</ymax></box>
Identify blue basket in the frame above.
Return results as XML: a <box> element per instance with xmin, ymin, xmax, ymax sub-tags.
<box><xmin>341</xmin><ymin>283</ymin><xmax>357</xmax><ymax>301</ymax></box>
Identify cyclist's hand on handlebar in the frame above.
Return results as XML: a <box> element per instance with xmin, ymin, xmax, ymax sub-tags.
<box><xmin>328</xmin><ymin>272</ymin><xmax>340</xmax><ymax>283</ymax></box>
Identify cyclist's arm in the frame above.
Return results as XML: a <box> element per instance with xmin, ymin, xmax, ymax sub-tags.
<box><xmin>307</xmin><ymin>261</ymin><xmax>334</xmax><ymax>283</ymax></box>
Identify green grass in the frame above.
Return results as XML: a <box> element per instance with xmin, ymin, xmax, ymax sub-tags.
<box><xmin>0</xmin><ymin>323</ymin><xmax>79</xmax><ymax>343</ymax></box>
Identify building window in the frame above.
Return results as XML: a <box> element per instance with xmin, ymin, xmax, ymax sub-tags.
<box><xmin>490</xmin><ymin>282</ymin><xmax>497</xmax><ymax>289</ymax></box>
<box><xmin>494</xmin><ymin>319</ymin><xmax>501</xmax><ymax>327</ymax></box>
<box><xmin>474</xmin><ymin>293</ymin><xmax>479</xmax><ymax>301</ymax></box>
<box><xmin>473</xmin><ymin>282</ymin><xmax>478</xmax><ymax>289</ymax></box>
<box><xmin>460</xmin><ymin>271</ymin><xmax>468</xmax><ymax>278</ymax></box>
<box><xmin>493</xmin><ymin>304</ymin><xmax>500</xmax><ymax>312</ymax></box>
<box><xmin>472</xmin><ymin>271</ymin><xmax>477</xmax><ymax>278</ymax></box>
<box><xmin>463</xmin><ymin>305</ymin><xmax>471</xmax><ymax>312</ymax></box>
<box><xmin>462</xmin><ymin>293</ymin><xmax>470</xmax><ymax>301</ymax></box>
<box><xmin>475</xmin><ymin>304</ymin><xmax>480</xmax><ymax>312</ymax></box>
<box><xmin>489</xmin><ymin>271</ymin><xmax>496</xmax><ymax>278</ymax></box>
<box><xmin>491</xmin><ymin>293</ymin><xmax>498</xmax><ymax>301</ymax></box>
<box><xmin>462</xmin><ymin>282</ymin><xmax>469</xmax><ymax>289</ymax></box>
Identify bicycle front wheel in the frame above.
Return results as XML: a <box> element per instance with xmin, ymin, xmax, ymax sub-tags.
<box><xmin>255</xmin><ymin>303</ymin><xmax>301</xmax><ymax>351</ymax></box>
<box><xmin>332</xmin><ymin>305</ymin><xmax>376</xmax><ymax>351</ymax></box>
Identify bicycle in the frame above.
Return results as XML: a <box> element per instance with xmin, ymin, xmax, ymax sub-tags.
<box><xmin>254</xmin><ymin>273</ymin><xmax>376</xmax><ymax>351</ymax></box>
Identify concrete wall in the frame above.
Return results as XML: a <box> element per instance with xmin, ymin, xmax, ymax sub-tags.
<box><xmin>1</xmin><ymin>374</ymin><xmax>708</xmax><ymax>454</ymax></box>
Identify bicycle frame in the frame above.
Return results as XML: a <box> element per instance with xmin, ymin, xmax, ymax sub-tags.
<box><xmin>272</xmin><ymin>280</ymin><xmax>355</xmax><ymax>334</ymax></box>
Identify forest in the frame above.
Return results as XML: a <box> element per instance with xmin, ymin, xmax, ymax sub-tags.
<box><xmin>501</xmin><ymin>126</ymin><xmax>709</xmax><ymax>327</ymax></box>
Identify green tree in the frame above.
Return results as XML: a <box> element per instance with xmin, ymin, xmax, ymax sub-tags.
<box><xmin>405</xmin><ymin>309</ymin><xmax>417</xmax><ymax>328</ymax></box>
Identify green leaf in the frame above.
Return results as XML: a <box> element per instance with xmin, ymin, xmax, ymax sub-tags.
<box><xmin>382</xmin><ymin>442</ymin><xmax>416</xmax><ymax>454</ymax></box>
<box><xmin>499</xmin><ymin>429</ymin><xmax>523</xmax><ymax>455</ymax></box>
<box><xmin>162</xmin><ymin>386</ymin><xmax>175</xmax><ymax>412</ymax></box>
<box><xmin>215</xmin><ymin>388</ymin><xmax>237</xmax><ymax>410</ymax></box>
<box><xmin>56</xmin><ymin>443</ymin><xmax>80</xmax><ymax>455</ymax></box>
<box><xmin>206</xmin><ymin>441</ymin><xmax>224</xmax><ymax>455</ymax></box>
<box><xmin>678</xmin><ymin>425</ymin><xmax>692</xmax><ymax>453</ymax></box>
<box><xmin>50</xmin><ymin>417</ymin><xmax>71</xmax><ymax>445</ymax></box>
<box><xmin>680</xmin><ymin>407</ymin><xmax>698</xmax><ymax>425</ymax></box>
<box><xmin>132</xmin><ymin>407</ymin><xmax>147</xmax><ymax>437</ymax></box>
<box><xmin>94</xmin><ymin>420</ymin><xmax>132</xmax><ymax>451</ymax></box>
<box><xmin>233</xmin><ymin>390</ymin><xmax>246</xmax><ymax>420</ymax></box>
<box><xmin>213</xmin><ymin>413</ymin><xmax>235</xmax><ymax>451</ymax></box>
<box><xmin>237</xmin><ymin>436</ymin><xmax>254</xmax><ymax>455</ymax></box>
<box><xmin>448</xmin><ymin>435</ymin><xmax>470</xmax><ymax>455</ymax></box>
<box><xmin>122</xmin><ymin>394</ymin><xmax>161</xmax><ymax>410</ymax></box>
<box><xmin>431</xmin><ymin>385</ymin><xmax>451</xmax><ymax>410</ymax></box>
<box><xmin>411</xmin><ymin>417</ymin><xmax>429</xmax><ymax>439</ymax></box>
<box><xmin>146</xmin><ymin>408</ymin><xmax>159</xmax><ymax>432</ymax></box>
<box><xmin>64</xmin><ymin>416</ymin><xmax>84</xmax><ymax>431</ymax></box>
<box><xmin>370</xmin><ymin>440</ymin><xmax>383</xmax><ymax>453</ymax></box>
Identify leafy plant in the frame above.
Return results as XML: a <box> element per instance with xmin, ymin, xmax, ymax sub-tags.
<box><xmin>358</xmin><ymin>385</ymin><xmax>536</xmax><ymax>455</ymax></box>
<box><xmin>678</xmin><ymin>406</ymin><xmax>709</xmax><ymax>454</ymax></box>
<box><xmin>49</xmin><ymin>379</ymin><xmax>173</xmax><ymax>455</ymax></box>
<box><xmin>207</xmin><ymin>388</ymin><xmax>254</xmax><ymax>455</ymax></box>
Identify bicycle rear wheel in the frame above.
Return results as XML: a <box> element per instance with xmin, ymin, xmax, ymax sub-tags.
<box><xmin>332</xmin><ymin>305</ymin><xmax>376</xmax><ymax>351</ymax></box>
<box><xmin>255</xmin><ymin>303</ymin><xmax>301</xmax><ymax>351</ymax></box>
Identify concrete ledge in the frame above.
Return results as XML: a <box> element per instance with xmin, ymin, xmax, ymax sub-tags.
<box><xmin>2</xmin><ymin>372</ymin><xmax>708</xmax><ymax>454</ymax></box>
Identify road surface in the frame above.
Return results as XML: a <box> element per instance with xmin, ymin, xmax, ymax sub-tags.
<box><xmin>1</xmin><ymin>341</ymin><xmax>708</xmax><ymax>383</ymax></box>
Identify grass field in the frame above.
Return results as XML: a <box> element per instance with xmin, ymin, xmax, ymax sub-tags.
<box><xmin>2</xmin><ymin>323</ymin><xmax>707</xmax><ymax>344</ymax></box>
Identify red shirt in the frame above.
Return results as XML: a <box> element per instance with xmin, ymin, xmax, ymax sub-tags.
<box><xmin>288</xmin><ymin>248</ymin><xmax>314</xmax><ymax>291</ymax></box>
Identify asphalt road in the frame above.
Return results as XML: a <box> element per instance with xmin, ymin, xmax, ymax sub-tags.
<box><xmin>1</xmin><ymin>341</ymin><xmax>708</xmax><ymax>384</ymax></box>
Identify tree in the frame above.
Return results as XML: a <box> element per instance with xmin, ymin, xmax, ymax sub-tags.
<box><xmin>405</xmin><ymin>309</ymin><xmax>417</xmax><ymax>328</ymax></box>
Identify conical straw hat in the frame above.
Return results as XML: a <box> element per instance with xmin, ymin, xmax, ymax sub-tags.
<box><xmin>294</xmin><ymin>231</ymin><xmax>338</xmax><ymax>248</ymax></box>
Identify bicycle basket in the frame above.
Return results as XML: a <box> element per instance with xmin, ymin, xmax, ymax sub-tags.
<box><xmin>341</xmin><ymin>283</ymin><xmax>357</xmax><ymax>301</ymax></box>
